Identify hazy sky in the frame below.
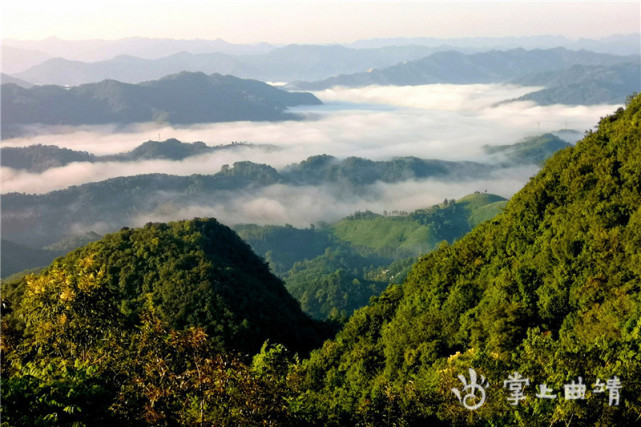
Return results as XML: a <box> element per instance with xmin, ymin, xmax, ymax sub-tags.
<box><xmin>2</xmin><ymin>1</ymin><xmax>639</xmax><ymax>44</ymax></box>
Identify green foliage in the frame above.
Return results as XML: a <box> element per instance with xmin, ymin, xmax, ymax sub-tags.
<box><xmin>234</xmin><ymin>193</ymin><xmax>506</xmax><ymax>320</ymax></box>
<box><xmin>6</xmin><ymin>218</ymin><xmax>324</xmax><ymax>355</ymax></box>
<box><xmin>1</xmin><ymin>360</ymin><xmax>115</xmax><ymax>426</ymax></box>
<box><xmin>296</xmin><ymin>94</ymin><xmax>641</xmax><ymax>424</ymax></box>
<box><xmin>235</xmin><ymin>224</ymin><xmax>331</xmax><ymax>276</ymax></box>
<box><xmin>284</xmin><ymin>247</ymin><xmax>391</xmax><ymax>320</ymax></box>
<box><xmin>1</xmin><ymin>218</ymin><xmax>330</xmax><ymax>425</ymax></box>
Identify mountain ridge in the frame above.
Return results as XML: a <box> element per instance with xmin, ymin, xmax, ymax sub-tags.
<box><xmin>294</xmin><ymin>93</ymin><xmax>641</xmax><ymax>425</ymax></box>
<box><xmin>1</xmin><ymin>72</ymin><xmax>321</xmax><ymax>137</ymax></box>
<box><xmin>290</xmin><ymin>47</ymin><xmax>639</xmax><ymax>90</ymax></box>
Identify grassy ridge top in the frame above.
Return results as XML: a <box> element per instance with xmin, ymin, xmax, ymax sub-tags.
<box><xmin>330</xmin><ymin>193</ymin><xmax>507</xmax><ymax>258</ymax></box>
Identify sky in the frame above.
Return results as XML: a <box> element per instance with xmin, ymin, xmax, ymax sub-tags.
<box><xmin>2</xmin><ymin>1</ymin><xmax>639</xmax><ymax>44</ymax></box>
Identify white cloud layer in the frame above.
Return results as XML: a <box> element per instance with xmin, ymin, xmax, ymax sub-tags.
<box><xmin>131</xmin><ymin>166</ymin><xmax>538</xmax><ymax>229</ymax></box>
<box><xmin>1</xmin><ymin>84</ymin><xmax>621</xmax><ymax>227</ymax></box>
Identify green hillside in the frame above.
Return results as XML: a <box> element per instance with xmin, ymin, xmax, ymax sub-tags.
<box><xmin>330</xmin><ymin>213</ymin><xmax>436</xmax><ymax>258</ymax></box>
<box><xmin>294</xmin><ymin>95</ymin><xmax>641</xmax><ymax>424</ymax></box>
<box><xmin>1</xmin><ymin>218</ymin><xmax>330</xmax><ymax>425</ymax></box>
<box><xmin>237</xmin><ymin>193</ymin><xmax>507</xmax><ymax>320</ymax></box>
<box><xmin>330</xmin><ymin>194</ymin><xmax>507</xmax><ymax>259</ymax></box>
<box><xmin>2</xmin><ymin>218</ymin><xmax>323</xmax><ymax>355</ymax></box>
<box><xmin>3</xmin><ymin>98</ymin><xmax>639</xmax><ymax>425</ymax></box>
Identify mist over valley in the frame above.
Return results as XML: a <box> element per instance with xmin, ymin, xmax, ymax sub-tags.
<box><xmin>2</xmin><ymin>4</ymin><xmax>641</xmax><ymax>421</ymax></box>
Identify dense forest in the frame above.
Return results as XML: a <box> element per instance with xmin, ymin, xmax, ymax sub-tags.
<box><xmin>294</xmin><ymin>93</ymin><xmax>641</xmax><ymax>424</ymax></box>
<box><xmin>2</xmin><ymin>95</ymin><xmax>640</xmax><ymax>425</ymax></box>
<box><xmin>1</xmin><ymin>219</ymin><xmax>331</xmax><ymax>425</ymax></box>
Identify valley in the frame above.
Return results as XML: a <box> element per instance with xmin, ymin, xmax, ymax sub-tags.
<box><xmin>1</xmin><ymin>7</ymin><xmax>640</xmax><ymax>422</ymax></box>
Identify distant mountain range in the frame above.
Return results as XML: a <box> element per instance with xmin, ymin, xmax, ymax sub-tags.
<box><xmin>7</xmin><ymin>44</ymin><xmax>640</xmax><ymax>90</ymax></box>
<box><xmin>5</xmin><ymin>34</ymin><xmax>638</xmax><ymax>72</ymax></box>
<box><xmin>3</xmin><ymin>37</ymin><xmax>275</xmax><ymax>65</ymax></box>
<box><xmin>0</xmin><ymin>72</ymin><xmax>33</xmax><ymax>88</ymax></box>
<box><xmin>346</xmin><ymin>34</ymin><xmax>641</xmax><ymax>56</ymax></box>
<box><xmin>5</xmin><ymin>46</ymin><xmax>637</xmax><ymax>110</ymax></box>
<box><xmin>1</xmin><ymin>72</ymin><xmax>321</xmax><ymax>137</ymax></box>
<box><xmin>507</xmin><ymin>62</ymin><xmax>641</xmax><ymax>105</ymax></box>
<box><xmin>291</xmin><ymin>48</ymin><xmax>639</xmax><ymax>90</ymax></box>
<box><xmin>287</xmin><ymin>48</ymin><xmax>640</xmax><ymax>105</ymax></box>
<box><xmin>8</xmin><ymin>44</ymin><xmax>441</xmax><ymax>86</ymax></box>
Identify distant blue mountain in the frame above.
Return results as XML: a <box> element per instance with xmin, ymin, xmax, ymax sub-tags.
<box><xmin>1</xmin><ymin>72</ymin><xmax>321</xmax><ymax>136</ymax></box>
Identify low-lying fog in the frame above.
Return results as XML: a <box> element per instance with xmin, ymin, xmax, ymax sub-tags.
<box><xmin>1</xmin><ymin>83</ymin><xmax>620</xmax><ymax>227</ymax></box>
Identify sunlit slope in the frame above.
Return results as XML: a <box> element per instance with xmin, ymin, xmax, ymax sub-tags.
<box><xmin>297</xmin><ymin>94</ymin><xmax>641</xmax><ymax>425</ymax></box>
<box><xmin>235</xmin><ymin>194</ymin><xmax>507</xmax><ymax>320</ymax></box>
<box><xmin>329</xmin><ymin>193</ymin><xmax>507</xmax><ymax>258</ymax></box>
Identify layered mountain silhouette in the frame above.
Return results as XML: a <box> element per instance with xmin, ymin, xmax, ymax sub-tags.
<box><xmin>508</xmin><ymin>62</ymin><xmax>641</xmax><ymax>105</ymax></box>
<box><xmin>291</xmin><ymin>47</ymin><xmax>638</xmax><ymax>89</ymax></box>
<box><xmin>1</xmin><ymin>72</ymin><xmax>321</xmax><ymax>136</ymax></box>
<box><xmin>9</xmin><ymin>44</ymin><xmax>439</xmax><ymax>85</ymax></box>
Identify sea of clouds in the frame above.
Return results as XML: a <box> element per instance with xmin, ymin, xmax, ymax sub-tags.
<box><xmin>1</xmin><ymin>83</ymin><xmax>620</xmax><ymax>227</ymax></box>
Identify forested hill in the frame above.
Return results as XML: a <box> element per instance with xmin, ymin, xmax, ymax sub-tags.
<box><xmin>2</xmin><ymin>218</ymin><xmax>325</xmax><ymax>355</ymax></box>
<box><xmin>1</xmin><ymin>155</ymin><xmax>493</xmax><ymax>249</ymax></box>
<box><xmin>296</xmin><ymin>95</ymin><xmax>641</xmax><ymax>424</ymax></box>
<box><xmin>1</xmin><ymin>218</ymin><xmax>330</xmax><ymax>424</ymax></box>
<box><xmin>1</xmin><ymin>140</ymin><xmax>268</xmax><ymax>173</ymax></box>
<box><xmin>2</xmin><ymin>97</ymin><xmax>639</xmax><ymax>426</ymax></box>
<box><xmin>235</xmin><ymin>193</ymin><xmax>508</xmax><ymax>320</ymax></box>
<box><xmin>1</xmin><ymin>72</ymin><xmax>321</xmax><ymax>137</ymax></box>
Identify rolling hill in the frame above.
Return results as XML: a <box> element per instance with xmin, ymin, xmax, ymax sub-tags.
<box><xmin>0</xmin><ymin>155</ymin><xmax>495</xmax><ymax>250</ymax></box>
<box><xmin>9</xmin><ymin>44</ymin><xmax>439</xmax><ymax>86</ymax></box>
<box><xmin>235</xmin><ymin>193</ymin><xmax>508</xmax><ymax>319</ymax></box>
